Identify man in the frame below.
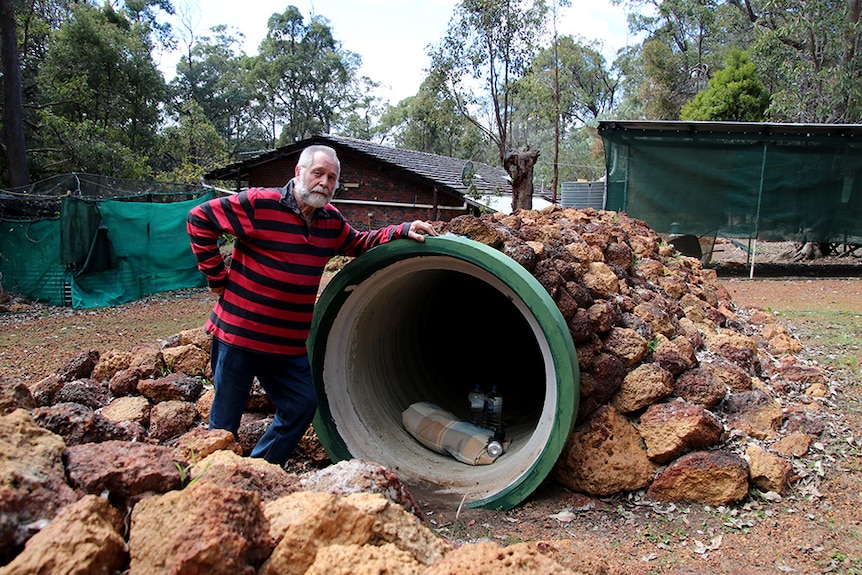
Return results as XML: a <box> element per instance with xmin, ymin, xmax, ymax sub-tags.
<box><xmin>187</xmin><ymin>144</ymin><xmax>436</xmax><ymax>465</ymax></box>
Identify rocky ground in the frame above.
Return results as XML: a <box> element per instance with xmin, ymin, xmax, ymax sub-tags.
<box><xmin>1</xmin><ymin>221</ymin><xmax>861</xmax><ymax>574</ymax></box>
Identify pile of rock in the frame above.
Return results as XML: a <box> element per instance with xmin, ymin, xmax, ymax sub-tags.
<box><xmin>0</xmin><ymin>205</ymin><xmax>830</xmax><ymax>573</ymax></box>
<box><xmin>442</xmin><ymin>208</ymin><xmax>827</xmax><ymax>506</ymax></box>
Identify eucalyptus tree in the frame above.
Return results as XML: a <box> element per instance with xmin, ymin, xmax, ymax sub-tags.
<box><xmin>377</xmin><ymin>72</ymin><xmax>490</xmax><ymax>160</ymax></box>
<box><xmin>252</xmin><ymin>6</ymin><xmax>360</xmax><ymax>147</ymax></box>
<box><xmin>156</xmin><ymin>99</ymin><xmax>227</xmax><ymax>182</ymax></box>
<box><xmin>516</xmin><ymin>35</ymin><xmax>617</xmax><ymax>187</ymax></box>
<box><xmin>616</xmin><ymin>0</ymin><xmax>741</xmax><ymax>119</ymax></box>
<box><xmin>728</xmin><ymin>0</ymin><xmax>862</xmax><ymax>123</ymax></box>
<box><xmin>35</xmin><ymin>1</ymin><xmax>167</xmax><ymax>177</ymax></box>
<box><xmin>169</xmin><ymin>24</ymin><xmax>262</xmax><ymax>158</ymax></box>
<box><xmin>429</xmin><ymin>0</ymin><xmax>550</xmax><ymax>211</ymax></box>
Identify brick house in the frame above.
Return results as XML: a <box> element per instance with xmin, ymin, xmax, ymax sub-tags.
<box><xmin>204</xmin><ymin>134</ymin><xmax>513</xmax><ymax>230</ymax></box>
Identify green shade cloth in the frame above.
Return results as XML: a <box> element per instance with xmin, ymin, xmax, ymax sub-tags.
<box><xmin>599</xmin><ymin>121</ymin><xmax>862</xmax><ymax>245</ymax></box>
<box><xmin>1</xmin><ymin>191</ymin><xmax>215</xmax><ymax>308</ymax></box>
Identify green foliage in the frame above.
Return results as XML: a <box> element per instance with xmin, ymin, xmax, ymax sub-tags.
<box><xmin>681</xmin><ymin>50</ymin><xmax>769</xmax><ymax>121</ymax></box>
<box><xmin>745</xmin><ymin>0</ymin><xmax>862</xmax><ymax>123</ymax></box>
<box><xmin>34</xmin><ymin>1</ymin><xmax>166</xmax><ymax>178</ymax></box>
<box><xmin>378</xmin><ymin>72</ymin><xmax>491</xmax><ymax>161</ymax></box>
<box><xmin>155</xmin><ymin>100</ymin><xmax>229</xmax><ymax>183</ymax></box>
<box><xmin>429</xmin><ymin>0</ymin><xmax>549</xmax><ymax>161</ymax></box>
<box><xmin>253</xmin><ymin>7</ymin><xmax>361</xmax><ymax>146</ymax></box>
<box><xmin>6</xmin><ymin>0</ymin><xmax>862</xmax><ymax>190</ymax></box>
<box><xmin>169</xmin><ymin>24</ymin><xmax>261</xmax><ymax>156</ymax></box>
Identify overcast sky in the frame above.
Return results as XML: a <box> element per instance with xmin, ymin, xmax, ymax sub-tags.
<box><xmin>161</xmin><ymin>0</ymin><xmax>639</xmax><ymax>103</ymax></box>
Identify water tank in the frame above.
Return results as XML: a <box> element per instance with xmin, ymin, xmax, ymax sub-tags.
<box><xmin>560</xmin><ymin>181</ymin><xmax>606</xmax><ymax>209</ymax></box>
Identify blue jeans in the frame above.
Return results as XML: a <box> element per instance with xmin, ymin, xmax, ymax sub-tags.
<box><xmin>209</xmin><ymin>338</ymin><xmax>317</xmax><ymax>466</ymax></box>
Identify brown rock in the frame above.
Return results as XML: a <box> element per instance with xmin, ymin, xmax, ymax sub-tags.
<box><xmin>633</xmin><ymin>301</ymin><xmax>677</xmax><ymax>338</ymax></box>
<box><xmin>161</xmin><ymin>344</ymin><xmax>210</xmax><ymax>377</ymax></box>
<box><xmin>0</xmin><ymin>495</ymin><xmax>126</xmax><ymax>575</ymax></box>
<box><xmin>647</xmin><ymin>450</ymin><xmax>749</xmax><ymax>506</ymax></box>
<box><xmin>580</xmin><ymin>352</ymin><xmax>626</xmax><ymax>406</ymax></box>
<box><xmin>238</xmin><ymin>414</ymin><xmax>271</xmax><ymax>455</ymax></box>
<box><xmin>175</xmin><ymin>427</ymin><xmax>243</xmax><ymax>462</ymax></box>
<box><xmin>554</xmin><ymin>405</ymin><xmax>656</xmax><ymax>496</ymax></box>
<box><xmin>107</xmin><ymin>367</ymin><xmax>141</xmax><ymax>397</ymax></box>
<box><xmin>0</xmin><ymin>377</ymin><xmax>36</xmax><ymax>415</ymax></box>
<box><xmin>100</xmin><ymin>395</ymin><xmax>152</xmax><ymax>425</ymax></box>
<box><xmin>612</xmin><ymin>363</ymin><xmax>674</xmax><ymax>414</ymax></box>
<box><xmin>673</xmin><ymin>367</ymin><xmax>727</xmax><ymax>409</ymax></box>
<box><xmin>149</xmin><ymin>400</ymin><xmax>198</xmax><ymax>441</ymax></box>
<box><xmin>179</xmin><ymin>326</ymin><xmax>212</xmax><ymax>352</ymax></box>
<box><xmin>91</xmin><ymin>349</ymin><xmax>131</xmax><ymax>382</ymax></box>
<box><xmin>638</xmin><ymin>400</ymin><xmax>724</xmax><ymax>463</ymax></box>
<box><xmin>704</xmin><ymin>357</ymin><xmax>753</xmax><ymax>393</ymax></box>
<box><xmin>28</xmin><ymin>374</ymin><xmax>64</xmax><ymax>407</ymax></box>
<box><xmin>128</xmin><ymin>343</ymin><xmax>165</xmax><ymax>377</ymax></box>
<box><xmin>64</xmin><ymin>440</ymin><xmax>186</xmax><ymax>508</ymax></box>
<box><xmin>805</xmin><ymin>382</ymin><xmax>829</xmax><ymax>397</ymax></box>
<box><xmin>295</xmin><ymin>425</ymin><xmax>331</xmax><ymax>466</ymax></box>
<box><xmin>425</xmin><ymin>541</ymin><xmax>577</xmax><ymax>575</ymax></box>
<box><xmin>502</xmin><ymin>240</ymin><xmax>538</xmax><ymax>271</ymax></box>
<box><xmin>771</xmin><ymin>432</ymin><xmax>812</xmax><ymax>458</ymax></box>
<box><xmin>768</xmin><ymin>332</ymin><xmax>804</xmax><ymax>354</ymax></box>
<box><xmin>658</xmin><ymin>274</ymin><xmax>688</xmax><ymax>300</ymax></box>
<box><xmin>652</xmin><ymin>336</ymin><xmax>696</xmax><ymax>375</ymax></box>
<box><xmin>706</xmin><ymin>331</ymin><xmax>761</xmax><ymax>375</ymax></box>
<box><xmin>129</xmin><ymin>480</ymin><xmax>273</xmax><ymax>574</ymax></box>
<box><xmin>261</xmin><ymin>491</ymin><xmax>448</xmax><ymax>575</ymax></box>
<box><xmin>190</xmin><ymin>449</ymin><xmax>297</xmax><ymax>501</ymax></box>
<box><xmin>587</xmin><ymin>301</ymin><xmax>616</xmax><ymax>334</ymax></box>
<box><xmin>444</xmin><ymin>215</ymin><xmax>505</xmax><ymax>248</ymax></box>
<box><xmin>305</xmin><ymin>543</ymin><xmax>423</xmax><ymax>575</ymax></box>
<box><xmin>602</xmin><ymin>327</ymin><xmax>648</xmax><ymax>367</ymax></box>
<box><xmin>778</xmin><ymin>363</ymin><xmax>827</xmax><ymax>386</ymax></box>
<box><xmin>0</xmin><ymin>410</ymin><xmax>77</xmax><ymax>552</ymax></box>
<box><xmin>54</xmin><ymin>349</ymin><xmax>99</xmax><ymax>382</ymax></box>
<box><xmin>531</xmin><ymin>538</ymin><xmax>612</xmax><ymax>575</ymax></box>
<box><xmin>605</xmin><ymin>241</ymin><xmax>633</xmax><ymax>273</ymax></box>
<box><xmin>567</xmin><ymin>308</ymin><xmax>594</xmax><ymax>344</ymax></box>
<box><xmin>298</xmin><ymin>459</ymin><xmax>419</xmax><ymax>514</ymax></box>
<box><xmin>138</xmin><ymin>372</ymin><xmax>204</xmax><ymax>403</ymax></box>
<box><xmin>197</xmin><ymin>387</ymin><xmax>215</xmax><ymax>421</ymax></box>
<box><xmin>52</xmin><ymin>378</ymin><xmax>110</xmax><ymax>410</ymax></box>
<box><xmin>721</xmin><ymin>390</ymin><xmax>784</xmax><ymax>440</ymax></box>
<box><xmin>32</xmin><ymin>402</ymin><xmax>137</xmax><ymax>445</ymax></box>
<box><xmin>746</xmin><ymin>444</ymin><xmax>793</xmax><ymax>494</ymax></box>
<box><xmin>582</xmin><ymin>261</ymin><xmax>620</xmax><ymax>299</ymax></box>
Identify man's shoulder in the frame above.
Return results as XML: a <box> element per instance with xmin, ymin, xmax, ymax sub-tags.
<box><xmin>246</xmin><ymin>187</ymin><xmax>285</xmax><ymax>199</ymax></box>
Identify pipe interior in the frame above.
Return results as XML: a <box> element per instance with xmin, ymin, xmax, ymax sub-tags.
<box><xmin>321</xmin><ymin>256</ymin><xmax>558</xmax><ymax>505</ymax></box>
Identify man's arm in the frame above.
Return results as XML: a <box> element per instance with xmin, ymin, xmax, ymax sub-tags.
<box><xmin>186</xmin><ymin>195</ymin><xmax>244</xmax><ymax>293</ymax></box>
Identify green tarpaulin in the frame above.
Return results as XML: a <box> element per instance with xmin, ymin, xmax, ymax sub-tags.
<box><xmin>599</xmin><ymin>121</ymin><xmax>862</xmax><ymax>245</ymax></box>
<box><xmin>1</xmin><ymin>191</ymin><xmax>215</xmax><ymax>308</ymax></box>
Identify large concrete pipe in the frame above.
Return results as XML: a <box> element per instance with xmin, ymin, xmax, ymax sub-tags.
<box><xmin>309</xmin><ymin>235</ymin><xmax>580</xmax><ymax>510</ymax></box>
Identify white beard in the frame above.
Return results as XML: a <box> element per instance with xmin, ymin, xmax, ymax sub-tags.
<box><xmin>295</xmin><ymin>177</ymin><xmax>330</xmax><ymax>208</ymax></box>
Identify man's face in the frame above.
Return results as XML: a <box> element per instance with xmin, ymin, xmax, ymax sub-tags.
<box><xmin>295</xmin><ymin>151</ymin><xmax>339</xmax><ymax>209</ymax></box>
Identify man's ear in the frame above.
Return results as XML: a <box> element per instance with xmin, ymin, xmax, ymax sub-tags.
<box><xmin>294</xmin><ymin>164</ymin><xmax>302</xmax><ymax>178</ymax></box>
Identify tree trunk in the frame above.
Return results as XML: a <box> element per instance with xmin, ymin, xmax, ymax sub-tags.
<box><xmin>0</xmin><ymin>0</ymin><xmax>29</xmax><ymax>188</ymax></box>
<box><xmin>504</xmin><ymin>147</ymin><xmax>540</xmax><ymax>212</ymax></box>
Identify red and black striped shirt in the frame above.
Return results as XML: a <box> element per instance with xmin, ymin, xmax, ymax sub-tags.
<box><xmin>187</xmin><ymin>182</ymin><xmax>412</xmax><ymax>356</ymax></box>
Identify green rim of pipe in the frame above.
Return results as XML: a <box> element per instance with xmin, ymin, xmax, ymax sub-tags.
<box><xmin>309</xmin><ymin>234</ymin><xmax>579</xmax><ymax>510</ymax></box>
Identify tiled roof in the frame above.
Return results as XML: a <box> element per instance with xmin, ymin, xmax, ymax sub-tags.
<box><xmin>318</xmin><ymin>134</ymin><xmax>511</xmax><ymax>196</ymax></box>
<box><xmin>204</xmin><ymin>134</ymin><xmax>511</xmax><ymax>198</ymax></box>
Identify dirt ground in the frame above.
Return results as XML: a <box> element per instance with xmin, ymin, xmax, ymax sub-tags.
<box><xmin>1</xmin><ymin>250</ymin><xmax>861</xmax><ymax>574</ymax></box>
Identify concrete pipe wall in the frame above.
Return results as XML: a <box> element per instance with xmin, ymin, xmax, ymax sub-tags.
<box><xmin>309</xmin><ymin>235</ymin><xmax>580</xmax><ymax>510</ymax></box>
